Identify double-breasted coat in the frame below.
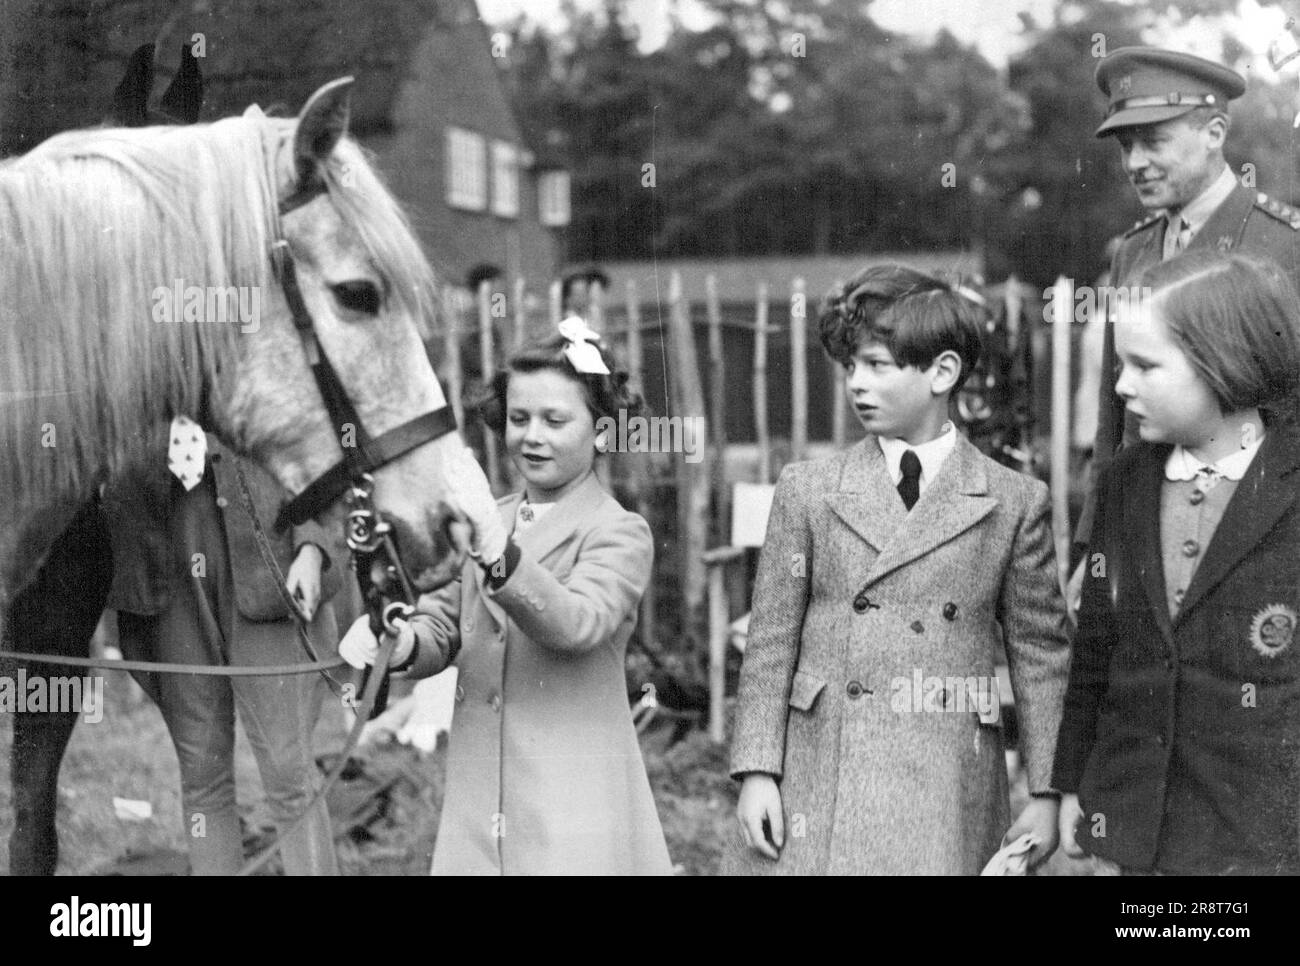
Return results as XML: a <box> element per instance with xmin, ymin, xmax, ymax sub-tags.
<box><xmin>1053</xmin><ymin>432</ymin><xmax>1300</xmax><ymax>874</ymax></box>
<box><xmin>1079</xmin><ymin>183</ymin><xmax>1300</xmax><ymax>544</ymax></box>
<box><xmin>401</xmin><ymin>471</ymin><xmax>672</xmax><ymax>876</ymax></box>
<box><xmin>726</xmin><ymin>434</ymin><xmax>1071</xmax><ymax>875</ymax></box>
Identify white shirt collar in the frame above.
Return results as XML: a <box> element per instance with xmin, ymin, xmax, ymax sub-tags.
<box><xmin>1170</xmin><ymin>164</ymin><xmax>1237</xmax><ymax>238</ymax></box>
<box><xmin>877</xmin><ymin>421</ymin><xmax>958</xmax><ymax>492</ymax></box>
<box><xmin>1164</xmin><ymin>434</ymin><xmax>1263</xmax><ymax>482</ymax></box>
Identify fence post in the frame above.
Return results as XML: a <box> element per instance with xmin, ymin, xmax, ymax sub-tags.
<box><xmin>1050</xmin><ymin>276</ymin><xmax>1072</xmax><ymax>594</ymax></box>
<box><xmin>705</xmin><ymin>274</ymin><xmax>729</xmax><ymax>543</ymax></box>
<box><xmin>753</xmin><ymin>282</ymin><xmax>771</xmax><ymax>484</ymax></box>
<box><xmin>513</xmin><ymin>276</ymin><xmax>527</xmax><ymax>349</ymax></box>
<box><xmin>478</xmin><ymin>279</ymin><xmax>500</xmax><ymax>492</ymax></box>
<box><xmin>441</xmin><ymin>284</ymin><xmax>464</xmax><ymax>431</ymax></box>
<box><xmin>790</xmin><ymin>277</ymin><xmax>808</xmax><ymax>462</ymax></box>
<box><xmin>624</xmin><ymin>279</ymin><xmax>657</xmax><ymax>649</ymax></box>
<box><xmin>668</xmin><ymin>271</ymin><xmax>709</xmax><ymax>652</ymax></box>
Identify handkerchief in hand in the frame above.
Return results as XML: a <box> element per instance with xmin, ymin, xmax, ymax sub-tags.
<box><xmin>980</xmin><ymin>833</ymin><xmax>1039</xmax><ymax>876</ymax></box>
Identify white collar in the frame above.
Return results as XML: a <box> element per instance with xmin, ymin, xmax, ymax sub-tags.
<box><xmin>1165</xmin><ymin>435</ymin><xmax>1263</xmax><ymax>482</ymax></box>
<box><xmin>877</xmin><ymin>421</ymin><xmax>958</xmax><ymax>490</ymax></box>
<box><xmin>1170</xmin><ymin>164</ymin><xmax>1237</xmax><ymax>237</ymax></box>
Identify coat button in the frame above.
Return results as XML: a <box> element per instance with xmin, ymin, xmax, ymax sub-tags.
<box><xmin>1173</xmin><ymin>588</ymin><xmax>1185</xmax><ymax>605</ymax></box>
<box><xmin>489</xmin><ymin>691</ymin><xmax>502</xmax><ymax>712</ymax></box>
<box><xmin>942</xmin><ymin>602</ymin><xmax>958</xmax><ymax>621</ymax></box>
<box><xmin>853</xmin><ymin>594</ymin><xmax>871</xmax><ymax>614</ymax></box>
<box><xmin>1154</xmin><ymin>733</ymin><xmax>1166</xmax><ymax>747</ymax></box>
<box><xmin>1182</xmin><ymin>539</ymin><xmax>1199</xmax><ymax>557</ymax></box>
<box><xmin>910</xmin><ymin>620</ymin><xmax>924</xmax><ymax>634</ymax></box>
<box><xmin>215</xmin><ymin>496</ymin><xmax>228</xmax><ymax>508</ymax></box>
<box><xmin>846</xmin><ymin>680</ymin><xmax>865</xmax><ymax>699</ymax></box>
<box><xmin>1188</xmin><ymin>489</ymin><xmax>1204</xmax><ymax>505</ymax></box>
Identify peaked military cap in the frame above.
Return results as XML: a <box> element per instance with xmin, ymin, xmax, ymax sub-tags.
<box><xmin>1095</xmin><ymin>46</ymin><xmax>1245</xmax><ymax>137</ymax></box>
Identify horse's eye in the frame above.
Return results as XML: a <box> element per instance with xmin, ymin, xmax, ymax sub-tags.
<box><xmin>331</xmin><ymin>281</ymin><xmax>381</xmax><ymax>315</ymax></box>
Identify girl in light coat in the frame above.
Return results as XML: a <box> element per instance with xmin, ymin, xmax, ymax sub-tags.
<box><xmin>342</xmin><ymin>324</ymin><xmax>671</xmax><ymax>875</ymax></box>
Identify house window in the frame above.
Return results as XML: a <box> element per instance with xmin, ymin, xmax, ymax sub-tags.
<box><xmin>538</xmin><ymin>170</ymin><xmax>570</xmax><ymax>227</ymax></box>
<box><xmin>446</xmin><ymin>127</ymin><xmax>486</xmax><ymax>211</ymax></box>
<box><xmin>490</xmin><ymin>141</ymin><xmax>520</xmax><ymax>218</ymax></box>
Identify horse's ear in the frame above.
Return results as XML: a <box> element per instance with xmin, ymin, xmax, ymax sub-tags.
<box><xmin>158</xmin><ymin>43</ymin><xmax>204</xmax><ymax>124</ymax></box>
<box><xmin>294</xmin><ymin>77</ymin><xmax>354</xmax><ymax>188</ymax></box>
<box><xmin>111</xmin><ymin>43</ymin><xmax>156</xmax><ymax>127</ymax></box>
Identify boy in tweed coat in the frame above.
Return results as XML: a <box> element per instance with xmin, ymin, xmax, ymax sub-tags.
<box><xmin>727</xmin><ymin>264</ymin><xmax>1071</xmax><ymax>875</ymax></box>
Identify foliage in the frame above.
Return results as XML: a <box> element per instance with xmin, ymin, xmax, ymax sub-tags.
<box><xmin>498</xmin><ymin>0</ymin><xmax>1300</xmax><ymax>286</ymax></box>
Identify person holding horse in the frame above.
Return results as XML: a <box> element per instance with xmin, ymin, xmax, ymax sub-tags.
<box><xmin>103</xmin><ymin>423</ymin><xmax>344</xmax><ymax>876</ymax></box>
<box><xmin>340</xmin><ymin>323</ymin><xmax>672</xmax><ymax>875</ymax></box>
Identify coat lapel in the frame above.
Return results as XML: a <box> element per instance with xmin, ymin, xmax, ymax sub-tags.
<box><xmin>860</xmin><ymin>434</ymin><xmax>998</xmax><ymax>588</ymax></box>
<box><xmin>826</xmin><ymin>440</ymin><xmax>905</xmax><ymax>553</ymax></box>
<box><xmin>1177</xmin><ymin>431</ymin><xmax>1300</xmax><ymax>623</ymax></box>
<box><xmin>1123</xmin><ymin>444</ymin><xmax>1174</xmax><ymax>644</ymax></box>
<box><xmin>1186</xmin><ymin>181</ymin><xmax>1253</xmax><ymax>256</ymax></box>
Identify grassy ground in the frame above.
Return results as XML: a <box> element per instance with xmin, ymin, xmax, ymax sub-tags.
<box><xmin>0</xmin><ymin>674</ymin><xmax>1094</xmax><ymax>875</ymax></box>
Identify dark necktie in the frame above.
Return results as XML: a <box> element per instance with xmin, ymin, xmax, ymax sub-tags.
<box><xmin>898</xmin><ymin>449</ymin><xmax>921</xmax><ymax>511</ymax></box>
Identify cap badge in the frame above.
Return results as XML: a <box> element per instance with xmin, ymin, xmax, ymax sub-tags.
<box><xmin>1250</xmin><ymin>604</ymin><xmax>1296</xmax><ymax>659</ymax></box>
<box><xmin>1216</xmin><ymin>236</ymin><xmax>1233</xmax><ymax>252</ymax></box>
<box><xmin>1117</xmin><ymin>74</ymin><xmax>1132</xmax><ymax>94</ymax></box>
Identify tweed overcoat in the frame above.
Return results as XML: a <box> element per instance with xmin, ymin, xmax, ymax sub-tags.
<box><xmin>1054</xmin><ymin>433</ymin><xmax>1300</xmax><ymax>874</ymax></box>
<box><xmin>402</xmin><ymin>471</ymin><xmax>672</xmax><ymax>876</ymax></box>
<box><xmin>726</xmin><ymin>435</ymin><xmax>1071</xmax><ymax>875</ymax></box>
<box><xmin>1079</xmin><ymin>182</ymin><xmax>1300</xmax><ymax>544</ymax></box>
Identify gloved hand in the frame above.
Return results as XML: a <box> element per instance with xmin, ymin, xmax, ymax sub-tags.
<box><xmin>338</xmin><ymin>614</ymin><xmax>416</xmax><ymax>670</ymax></box>
<box><xmin>450</xmin><ymin>446</ymin><xmax>508</xmax><ymax>565</ymax></box>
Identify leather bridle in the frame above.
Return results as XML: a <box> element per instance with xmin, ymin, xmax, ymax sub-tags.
<box><xmin>271</xmin><ymin>186</ymin><xmax>458</xmax><ymax>538</ymax></box>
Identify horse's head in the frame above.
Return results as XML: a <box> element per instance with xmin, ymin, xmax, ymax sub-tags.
<box><xmin>216</xmin><ymin>79</ymin><xmax>476</xmax><ymax>593</ymax></box>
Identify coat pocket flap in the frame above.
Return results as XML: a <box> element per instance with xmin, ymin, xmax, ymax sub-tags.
<box><xmin>788</xmin><ymin>669</ymin><xmax>827</xmax><ymax>711</ymax></box>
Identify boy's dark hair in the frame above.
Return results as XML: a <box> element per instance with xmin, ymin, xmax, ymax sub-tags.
<box><xmin>474</xmin><ymin>334</ymin><xmax>643</xmax><ymax>436</ymax></box>
<box><xmin>1139</xmin><ymin>250</ymin><xmax>1300</xmax><ymax>423</ymax></box>
<box><xmin>818</xmin><ymin>263</ymin><xmax>984</xmax><ymax>392</ymax></box>
<box><xmin>560</xmin><ymin>265</ymin><xmax>611</xmax><ymax>306</ymax></box>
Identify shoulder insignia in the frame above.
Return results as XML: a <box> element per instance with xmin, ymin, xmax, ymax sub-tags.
<box><xmin>1124</xmin><ymin>214</ymin><xmax>1162</xmax><ymax>237</ymax></box>
<box><xmin>1254</xmin><ymin>192</ymin><xmax>1300</xmax><ymax>231</ymax></box>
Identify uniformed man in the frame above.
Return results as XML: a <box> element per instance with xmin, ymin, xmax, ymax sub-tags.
<box><xmin>1077</xmin><ymin>46</ymin><xmax>1300</xmax><ymax>548</ymax></box>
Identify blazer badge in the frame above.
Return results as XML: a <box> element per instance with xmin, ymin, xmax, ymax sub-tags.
<box><xmin>1250</xmin><ymin>604</ymin><xmax>1296</xmax><ymax>658</ymax></box>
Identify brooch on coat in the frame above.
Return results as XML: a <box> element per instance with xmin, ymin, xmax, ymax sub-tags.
<box><xmin>1249</xmin><ymin>604</ymin><xmax>1296</xmax><ymax>659</ymax></box>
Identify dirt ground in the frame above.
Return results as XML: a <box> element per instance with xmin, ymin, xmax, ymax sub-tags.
<box><xmin>0</xmin><ymin>669</ymin><xmax>1095</xmax><ymax>875</ymax></box>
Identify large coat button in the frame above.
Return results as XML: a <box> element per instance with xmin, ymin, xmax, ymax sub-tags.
<box><xmin>910</xmin><ymin>620</ymin><xmax>925</xmax><ymax>634</ymax></box>
<box><xmin>846</xmin><ymin>680</ymin><xmax>865</xmax><ymax>699</ymax></box>
<box><xmin>853</xmin><ymin>594</ymin><xmax>872</xmax><ymax>614</ymax></box>
<box><xmin>942</xmin><ymin>602</ymin><xmax>958</xmax><ymax>621</ymax></box>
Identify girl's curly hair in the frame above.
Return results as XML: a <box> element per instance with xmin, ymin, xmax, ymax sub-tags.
<box><xmin>473</xmin><ymin>333</ymin><xmax>644</xmax><ymax>436</ymax></box>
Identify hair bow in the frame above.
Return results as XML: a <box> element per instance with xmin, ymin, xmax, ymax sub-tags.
<box><xmin>558</xmin><ymin>315</ymin><xmax>611</xmax><ymax>374</ymax></box>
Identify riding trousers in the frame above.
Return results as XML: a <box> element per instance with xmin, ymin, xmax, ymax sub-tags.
<box><xmin>116</xmin><ymin>473</ymin><xmax>339</xmax><ymax>876</ymax></box>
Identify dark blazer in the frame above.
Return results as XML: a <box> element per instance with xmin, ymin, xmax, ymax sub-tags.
<box><xmin>1054</xmin><ymin>430</ymin><xmax>1300</xmax><ymax>874</ymax></box>
<box><xmin>1078</xmin><ymin>182</ymin><xmax>1300</xmax><ymax>544</ymax></box>
<box><xmin>103</xmin><ymin>434</ymin><xmax>343</xmax><ymax>620</ymax></box>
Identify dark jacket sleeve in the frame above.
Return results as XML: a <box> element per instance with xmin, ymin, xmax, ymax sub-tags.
<box><xmin>1052</xmin><ymin>464</ymin><xmax>1121</xmax><ymax>792</ymax></box>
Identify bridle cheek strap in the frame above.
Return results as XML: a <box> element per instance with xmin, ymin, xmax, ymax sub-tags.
<box><xmin>269</xmin><ymin>233</ymin><xmax>457</xmax><ymax>532</ymax></box>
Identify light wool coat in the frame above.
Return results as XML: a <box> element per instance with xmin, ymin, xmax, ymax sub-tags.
<box><xmin>403</xmin><ymin>471</ymin><xmax>672</xmax><ymax>876</ymax></box>
<box><xmin>726</xmin><ymin>435</ymin><xmax>1070</xmax><ymax>875</ymax></box>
